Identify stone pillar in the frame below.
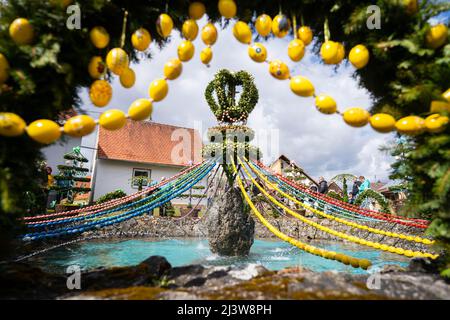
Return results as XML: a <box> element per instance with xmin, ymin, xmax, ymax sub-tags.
<box><xmin>206</xmin><ymin>185</ymin><xmax>255</xmax><ymax>256</ymax></box>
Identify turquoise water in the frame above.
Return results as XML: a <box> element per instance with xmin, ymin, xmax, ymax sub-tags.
<box><xmin>29</xmin><ymin>238</ymin><xmax>409</xmax><ymax>275</ymax></box>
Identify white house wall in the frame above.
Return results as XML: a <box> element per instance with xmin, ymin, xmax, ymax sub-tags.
<box><xmin>93</xmin><ymin>158</ymin><xmax>207</xmax><ymax>205</ymax></box>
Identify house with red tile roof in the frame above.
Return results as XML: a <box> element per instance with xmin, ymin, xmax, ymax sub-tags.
<box><xmin>269</xmin><ymin>155</ymin><xmax>318</xmax><ymax>188</ymax></box>
<box><xmin>90</xmin><ymin>120</ymin><xmax>205</xmax><ymax>204</ymax></box>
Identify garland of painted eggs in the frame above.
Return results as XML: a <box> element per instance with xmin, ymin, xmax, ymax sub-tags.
<box><xmin>232</xmin><ymin>14</ymin><xmax>449</xmax><ymax>136</ymax></box>
<box><xmin>0</xmin><ymin>0</ymin><xmax>449</xmax><ymax>144</ymax></box>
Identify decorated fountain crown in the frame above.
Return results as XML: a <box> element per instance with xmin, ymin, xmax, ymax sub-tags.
<box><xmin>204</xmin><ymin>69</ymin><xmax>261</xmax><ymax>163</ymax></box>
<box><xmin>205</xmin><ymin>69</ymin><xmax>258</xmax><ymax>124</ymax></box>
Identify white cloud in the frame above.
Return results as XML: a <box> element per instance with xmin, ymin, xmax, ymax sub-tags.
<box><xmin>80</xmin><ymin>17</ymin><xmax>395</xmax><ymax>182</ymax></box>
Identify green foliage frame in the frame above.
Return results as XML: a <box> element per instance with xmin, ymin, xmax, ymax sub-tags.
<box><xmin>0</xmin><ymin>0</ymin><xmax>449</xmax><ymax>264</ymax></box>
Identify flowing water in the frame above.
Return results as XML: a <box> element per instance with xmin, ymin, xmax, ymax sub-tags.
<box><xmin>27</xmin><ymin>238</ymin><xmax>410</xmax><ymax>275</ymax></box>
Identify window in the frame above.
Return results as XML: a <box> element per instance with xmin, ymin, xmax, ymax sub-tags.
<box><xmin>131</xmin><ymin>168</ymin><xmax>151</xmax><ymax>189</ymax></box>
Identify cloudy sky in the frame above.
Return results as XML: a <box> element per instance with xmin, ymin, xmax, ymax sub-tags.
<box><xmin>79</xmin><ymin>16</ymin><xmax>397</xmax><ymax>182</ymax></box>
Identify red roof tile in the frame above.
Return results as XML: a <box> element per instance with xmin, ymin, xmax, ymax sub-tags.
<box><xmin>98</xmin><ymin>120</ymin><xmax>203</xmax><ymax>167</ymax></box>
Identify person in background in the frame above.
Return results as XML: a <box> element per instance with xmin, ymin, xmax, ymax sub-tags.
<box><xmin>45</xmin><ymin>166</ymin><xmax>58</xmax><ymax>209</ymax></box>
<box><xmin>318</xmin><ymin>177</ymin><xmax>328</xmax><ymax>194</ymax></box>
<box><xmin>350</xmin><ymin>177</ymin><xmax>362</xmax><ymax>204</ymax></box>
<box><xmin>358</xmin><ymin>175</ymin><xmax>370</xmax><ymax>194</ymax></box>
<box><xmin>307</xmin><ymin>183</ymin><xmax>318</xmax><ymax>211</ymax></box>
<box><xmin>46</xmin><ymin>166</ymin><xmax>54</xmax><ymax>187</ymax></box>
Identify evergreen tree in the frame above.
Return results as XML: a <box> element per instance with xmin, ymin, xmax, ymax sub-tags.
<box><xmin>52</xmin><ymin>146</ymin><xmax>91</xmax><ymax>204</ymax></box>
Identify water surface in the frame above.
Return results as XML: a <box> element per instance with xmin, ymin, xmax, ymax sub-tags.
<box><xmin>28</xmin><ymin>238</ymin><xmax>409</xmax><ymax>274</ymax></box>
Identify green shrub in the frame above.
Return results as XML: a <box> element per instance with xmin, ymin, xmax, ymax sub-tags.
<box><xmin>95</xmin><ymin>190</ymin><xmax>127</xmax><ymax>205</ymax></box>
<box><xmin>327</xmin><ymin>191</ymin><xmax>343</xmax><ymax>202</ymax></box>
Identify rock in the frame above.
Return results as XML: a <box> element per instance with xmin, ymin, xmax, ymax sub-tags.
<box><xmin>206</xmin><ymin>186</ymin><xmax>255</xmax><ymax>256</ymax></box>
<box><xmin>138</xmin><ymin>255</ymin><xmax>171</xmax><ymax>277</ymax></box>
<box><xmin>407</xmin><ymin>258</ymin><xmax>439</xmax><ymax>274</ymax></box>
<box><xmin>170</xmin><ymin>264</ymin><xmax>205</xmax><ymax>278</ymax></box>
<box><xmin>229</xmin><ymin>264</ymin><xmax>269</xmax><ymax>280</ymax></box>
<box><xmin>157</xmin><ymin>291</ymin><xmax>200</xmax><ymax>300</ymax></box>
<box><xmin>169</xmin><ymin>265</ymin><xmax>206</xmax><ymax>288</ymax></box>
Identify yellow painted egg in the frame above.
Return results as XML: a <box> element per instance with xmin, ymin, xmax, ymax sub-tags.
<box><xmin>268</xmin><ymin>60</ymin><xmax>290</xmax><ymax>80</ymax></box>
<box><xmin>201</xmin><ymin>23</ymin><xmax>218</xmax><ymax>46</ymax></box>
<box><xmin>248</xmin><ymin>43</ymin><xmax>267</xmax><ymax>63</ymax></box>
<box><xmin>89</xmin><ymin>80</ymin><xmax>112</xmax><ymax>107</ymax></box>
<box><xmin>9</xmin><ymin>18</ymin><xmax>34</xmax><ymax>45</ymax></box>
<box><xmin>119</xmin><ymin>68</ymin><xmax>135</xmax><ymax>88</ymax></box>
<box><xmin>320</xmin><ymin>41</ymin><xmax>338</xmax><ymax>63</ymax></box>
<box><xmin>200</xmin><ymin>47</ymin><xmax>213</xmax><ymax>65</ymax></box>
<box><xmin>369</xmin><ymin>113</ymin><xmax>396</xmax><ymax>133</ymax></box>
<box><xmin>287</xmin><ymin>39</ymin><xmax>305</xmax><ymax>62</ymax></box>
<box><xmin>50</xmin><ymin>0</ymin><xmax>73</xmax><ymax>8</ymax></box>
<box><xmin>177</xmin><ymin>40</ymin><xmax>195</xmax><ymax>62</ymax></box>
<box><xmin>404</xmin><ymin>0</ymin><xmax>418</xmax><ymax>15</ymax></box>
<box><xmin>358</xmin><ymin>259</ymin><xmax>372</xmax><ymax>270</ymax></box>
<box><xmin>395</xmin><ymin>116</ymin><xmax>426</xmax><ymax>135</ymax></box>
<box><xmin>349</xmin><ymin>44</ymin><xmax>370</xmax><ymax>69</ymax></box>
<box><xmin>326</xmin><ymin>251</ymin><xmax>336</xmax><ymax>260</ymax></box>
<box><xmin>0</xmin><ymin>53</ymin><xmax>10</xmax><ymax>84</ymax></box>
<box><xmin>0</xmin><ymin>112</ymin><xmax>26</xmax><ymax>137</ymax></box>
<box><xmin>298</xmin><ymin>26</ymin><xmax>313</xmax><ymax>45</ymax></box>
<box><xmin>315</xmin><ymin>94</ymin><xmax>337</xmax><ymax>114</ymax></box>
<box><xmin>88</xmin><ymin>56</ymin><xmax>105</xmax><ymax>79</ymax></box>
<box><xmin>218</xmin><ymin>0</ymin><xmax>237</xmax><ymax>19</ymax></box>
<box><xmin>89</xmin><ymin>26</ymin><xmax>110</xmax><ymax>49</ymax></box>
<box><xmin>148</xmin><ymin>78</ymin><xmax>169</xmax><ymax>102</ymax></box>
<box><xmin>331</xmin><ymin>42</ymin><xmax>345</xmax><ymax>64</ymax></box>
<box><xmin>99</xmin><ymin>109</ymin><xmax>126</xmax><ymax>131</ymax></box>
<box><xmin>272</xmin><ymin>14</ymin><xmax>291</xmax><ymax>38</ymax></box>
<box><xmin>106</xmin><ymin>48</ymin><xmax>129</xmax><ymax>76</ymax></box>
<box><xmin>63</xmin><ymin>115</ymin><xmax>96</xmax><ymax>137</ymax></box>
<box><xmin>27</xmin><ymin>119</ymin><xmax>61</xmax><ymax>144</ymax></box>
<box><xmin>349</xmin><ymin>258</ymin><xmax>360</xmax><ymax>268</ymax></box>
<box><xmin>255</xmin><ymin>14</ymin><xmax>272</xmax><ymax>37</ymax></box>
<box><xmin>189</xmin><ymin>2</ymin><xmax>206</xmax><ymax>20</ymax></box>
<box><xmin>425</xmin><ymin>24</ymin><xmax>448</xmax><ymax>49</ymax></box>
<box><xmin>430</xmin><ymin>100</ymin><xmax>450</xmax><ymax>113</ymax></box>
<box><xmin>182</xmin><ymin>19</ymin><xmax>199</xmax><ymax>41</ymax></box>
<box><xmin>128</xmin><ymin>99</ymin><xmax>153</xmax><ymax>121</ymax></box>
<box><xmin>163</xmin><ymin>58</ymin><xmax>183</xmax><ymax>80</ymax></box>
<box><xmin>233</xmin><ymin>21</ymin><xmax>252</xmax><ymax>44</ymax></box>
<box><xmin>156</xmin><ymin>13</ymin><xmax>173</xmax><ymax>38</ymax></box>
<box><xmin>425</xmin><ymin>114</ymin><xmax>448</xmax><ymax>133</ymax></box>
<box><xmin>131</xmin><ymin>28</ymin><xmax>151</xmax><ymax>51</ymax></box>
<box><xmin>290</xmin><ymin>76</ymin><xmax>315</xmax><ymax>97</ymax></box>
<box><xmin>404</xmin><ymin>250</ymin><xmax>414</xmax><ymax>257</ymax></box>
<box><xmin>341</xmin><ymin>255</ymin><xmax>351</xmax><ymax>265</ymax></box>
<box><xmin>443</xmin><ymin>88</ymin><xmax>450</xmax><ymax>102</ymax></box>
<box><xmin>343</xmin><ymin>107</ymin><xmax>370</xmax><ymax>127</ymax></box>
